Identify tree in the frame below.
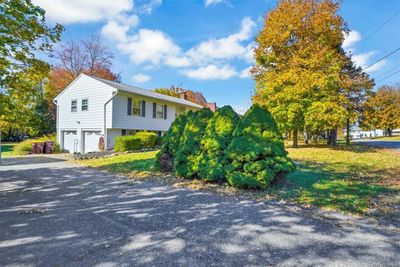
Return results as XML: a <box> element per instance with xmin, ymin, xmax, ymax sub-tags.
<box><xmin>252</xmin><ymin>0</ymin><xmax>348</xmax><ymax>147</ymax></box>
<box><xmin>226</xmin><ymin>104</ymin><xmax>296</xmax><ymax>189</ymax></box>
<box><xmin>362</xmin><ymin>85</ymin><xmax>400</xmax><ymax>136</ymax></box>
<box><xmin>174</xmin><ymin>108</ymin><xmax>213</xmax><ymax>178</ymax></box>
<box><xmin>198</xmin><ymin>106</ymin><xmax>240</xmax><ymax>181</ymax></box>
<box><xmin>0</xmin><ymin>0</ymin><xmax>63</xmax><ymax>121</ymax></box>
<box><xmin>154</xmin><ymin>86</ymin><xmax>208</xmax><ymax>106</ymax></box>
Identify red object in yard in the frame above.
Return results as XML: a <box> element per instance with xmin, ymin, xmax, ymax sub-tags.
<box><xmin>44</xmin><ymin>141</ymin><xmax>54</xmax><ymax>154</ymax></box>
<box><xmin>31</xmin><ymin>143</ymin><xmax>38</xmax><ymax>154</ymax></box>
<box><xmin>32</xmin><ymin>142</ymin><xmax>45</xmax><ymax>154</ymax></box>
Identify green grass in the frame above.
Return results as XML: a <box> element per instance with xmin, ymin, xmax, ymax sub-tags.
<box><xmin>78</xmin><ymin>145</ymin><xmax>400</xmax><ymax>215</ymax></box>
<box><xmin>81</xmin><ymin>151</ymin><xmax>158</xmax><ymax>176</ymax></box>
<box><xmin>0</xmin><ymin>143</ymin><xmax>17</xmax><ymax>158</ymax></box>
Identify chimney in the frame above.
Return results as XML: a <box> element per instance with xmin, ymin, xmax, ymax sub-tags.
<box><xmin>179</xmin><ymin>91</ymin><xmax>187</xmax><ymax>100</ymax></box>
<box><xmin>206</xmin><ymin>102</ymin><xmax>217</xmax><ymax>112</ymax></box>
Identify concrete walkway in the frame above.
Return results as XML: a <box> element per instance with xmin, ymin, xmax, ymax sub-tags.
<box><xmin>0</xmin><ymin>156</ymin><xmax>399</xmax><ymax>266</ymax></box>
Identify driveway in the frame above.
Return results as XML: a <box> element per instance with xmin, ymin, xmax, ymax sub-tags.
<box><xmin>354</xmin><ymin>140</ymin><xmax>400</xmax><ymax>151</ymax></box>
<box><xmin>0</xmin><ymin>156</ymin><xmax>399</xmax><ymax>266</ymax></box>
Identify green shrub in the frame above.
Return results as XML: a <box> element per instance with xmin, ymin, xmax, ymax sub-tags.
<box><xmin>114</xmin><ymin>136</ymin><xmax>141</xmax><ymax>152</ymax></box>
<box><xmin>155</xmin><ymin>136</ymin><xmax>163</xmax><ymax>146</ymax></box>
<box><xmin>198</xmin><ymin>105</ymin><xmax>240</xmax><ymax>181</ymax></box>
<box><xmin>226</xmin><ymin>104</ymin><xmax>296</xmax><ymax>189</ymax></box>
<box><xmin>14</xmin><ymin>134</ymin><xmax>60</xmax><ymax>155</ymax></box>
<box><xmin>135</xmin><ymin>131</ymin><xmax>157</xmax><ymax>148</ymax></box>
<box><xmin>155</xmin><ymin>112</ymin><xmax>189</xmax><ymax>170</ymax></box>
<box><xmin>174</xmin><ymin>108</ymin><xmax>213</xmax><ymax>178</ymax></box>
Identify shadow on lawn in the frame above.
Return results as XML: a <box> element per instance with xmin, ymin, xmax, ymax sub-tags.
<box><xmin>285</xmin><ymin>161</ymin><xmax>397</xmax><ymax>214</ymax></box>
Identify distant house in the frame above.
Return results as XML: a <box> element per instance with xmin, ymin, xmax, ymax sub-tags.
<box><xmin>343</xmin><ymin>126</ymin><xmax>384</xmax><ymax>139</ymax></box>
<box><xmin>54</xmin><ymin>74</ymin><xmax>203</xmax><ymax>154</ymax></box>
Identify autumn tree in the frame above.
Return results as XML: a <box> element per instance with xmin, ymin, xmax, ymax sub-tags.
<box><xmin>362</xmin><ymin>85</ymin><xmax>400</xmax><ymax>136</ymax></box>
<box><xmin>154</xmin><ymin>86</ymin><xmax>208</xmax><ymax>106</ymax></box>
<box><xmin>252</xmin><ymin>0</ymin><xmax>348</xmax><ymax>147</ymax></box>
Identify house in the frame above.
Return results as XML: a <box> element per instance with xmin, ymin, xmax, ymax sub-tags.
<box><xmin>343</xmin><ymin>125</ymin><xmax>384</xmax><ymax>139</ymax></box>
<box><xmin>54</xmin><ymin>74</ymin><xmax>203</xmax><ymax>154</ymax></box>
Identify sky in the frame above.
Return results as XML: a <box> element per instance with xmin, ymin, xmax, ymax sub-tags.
<box><xmin>33</xmin><ymin>0</ymin><xmax>400</xmax><ymax>113</ymax></box>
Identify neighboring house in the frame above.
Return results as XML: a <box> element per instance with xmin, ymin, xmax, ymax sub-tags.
<box><xmin>54</xmin><ymin>74</ymin><xmax>203</xmax><ymax>154</ymax></box>
<box><xmin>343</xmin><ymin>125</ymin><xmax>384</xmax><ymax>139</ymax></box>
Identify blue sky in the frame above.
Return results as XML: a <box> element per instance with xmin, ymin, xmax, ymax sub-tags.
<box><xmin>34</xmin><ymin>0</ymin><xmax>400</xmax><ymax>113</ymax></box>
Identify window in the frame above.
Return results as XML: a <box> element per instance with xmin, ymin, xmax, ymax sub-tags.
<box><xmin>132</xmin><ymin>99</ymin><xmax>141</xmax><ymax>116</ymax></box>
<box><xmin>156</xmin><ymin>104</ymin><xmax>164</xmax><ymax>118</ymax></box>
<box><xmin>71</xmin><ymin>100</ymin><xmax>77</xmax><ymax>112</ymax></box>
<box><xmin>81</xmin><ymin>99</ymin><xmax>88</xmax><ymax>111</ymax></box>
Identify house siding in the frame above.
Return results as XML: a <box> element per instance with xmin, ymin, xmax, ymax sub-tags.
<box><xmin>112</xmin><ymin>92</ymin><xmax>187</xmax><ymax>131</ymax></box>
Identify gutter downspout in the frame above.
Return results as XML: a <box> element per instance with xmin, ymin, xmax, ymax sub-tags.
<box><xmin>53</xmin><ymin>99</ymin><xmax>59</xmax><ymax>148</ymax></box>
<box><xmin>104</xmin><ymin>91</ymin><xmax>118</xmax><ymax>150</ymax></box>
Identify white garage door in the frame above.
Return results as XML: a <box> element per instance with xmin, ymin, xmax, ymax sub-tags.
<box><xmin>84</xmin><ymin>131</ymin><xmax>101</xmax><ymax>153</ymax></box>
<box><xmin>63</xmin><ymin>131</ymin><xmax>78</xmax><ymax>153</ymax></box>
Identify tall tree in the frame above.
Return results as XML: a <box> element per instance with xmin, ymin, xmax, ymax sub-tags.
<box><xmin>252</xmin><ymin>0</ymin><xmax>347</xmax><ymax>147</ymax></box>
<box><xmin>362</xmin><ymin>85</ymin><xmax>400</xmax><ymax>136</ymax></box>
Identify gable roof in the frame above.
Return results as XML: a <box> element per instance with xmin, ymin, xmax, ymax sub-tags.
<box><xmin>89</xmin><ymin>75</ymin><xmax>203</xmax><ymax>109</ymax></box>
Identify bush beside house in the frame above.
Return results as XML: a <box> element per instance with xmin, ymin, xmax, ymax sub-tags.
<box><xmin>226</xmin><ymin>104</ymin><xmax>296</xmax><ymax>188</ymax></box>
<box><xmin>135</xmin><ymin>132</ymin><xmax>157</xmax><ymax>148</ymax></box>
<box><xmin>114</xmin><ymin>136</ymin><xmax>141</xmax><ymax>152</ymax></box>
<box><xmin>174</xmin><ymin>108</ymin><xmax>213</xmax><ymax>178</ymax></box>
<box><xmin>198</xmin><ymin>105</ymin><xmax>240</xmax><ymax>181</ymax></box>
<box><xmin>156</xmin><ymin>112</ymin><xmax>189</xmax><ymax>170</ymax></box>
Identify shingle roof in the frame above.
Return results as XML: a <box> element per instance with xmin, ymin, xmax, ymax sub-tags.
<box><xmin>89</xmin><ymin>75</ymin><xmax>203</xmax><ymax>109</ymax></box>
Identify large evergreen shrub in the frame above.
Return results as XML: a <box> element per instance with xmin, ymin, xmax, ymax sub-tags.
<box><xmin>226</xmin><ymin>104</ymin><xmax>296</xmax><ymax>188</ymax></box>
<box><xmin>198</xmin><ymin>105</ymin><xmax>240</xmax><ymax>181</ymax></box>
<box><xmin>174</xmin><ymin>108</ymin><xmax>213</xmax><ymax>178</ymax></box>
<box><xmin>155</xmin><ymin>112</ymin><xmax>189</xmax><ymax>170</ymax></box>
<box><xmin>114</xmin><ymin>136</ymin><xmax>141</xmax><ymax>152</ymax></box>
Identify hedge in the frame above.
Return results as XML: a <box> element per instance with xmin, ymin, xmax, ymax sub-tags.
<box><xmin>114</xmin><ymin>136</ymin><xmax>141</xmax><ymax>152</ymax></box>
<box><xmin>174</xmin><ymin>108</ymin><xmax>213</xmax><ymax>178</ymax></box>
<box><xmin>156</xmin><ymin>112</ymin><xmax>189</xmax><ymax>170</ymax></box>
<box><xmin>225</xmin><ymin>104</ymin><xmax>296</xmax><ymax>188</ymax></box>
<box><xmin>135</xmin><ymin>132</ymin><xmax>157</xmax><ymax>148</ymax></box>
<box><xmin>198</xmin><ymin>105</ymin><xmax>240</xmax><ymax>181</ymax></box>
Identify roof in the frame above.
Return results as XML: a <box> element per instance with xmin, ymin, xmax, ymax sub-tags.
<box><xmin>89</xmin><ymin>75</ymin><xmax>203</xmax><ymax>109</ymax></box>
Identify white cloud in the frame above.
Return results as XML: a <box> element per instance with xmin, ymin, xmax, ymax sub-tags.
<box><xmin>117</xmin><ymin>29</ymin><xmax>181</xmax><ymax>65</ymax></box>
<box><xmin>187</xmin><ymin>17</ymin><xmax>256</xmax><ymax>64</ymax></box>
<box><xmin>33</xmin><ymin>0</ymin><xmax>133</xmax><ymax>24</ymax></box>
<box><xmin>164</xmin><ymin>56</ymin><xmax>192</xmax><ymax>67</ymax></box>
<box><xmin>205</xmin><ymin>0</ymin><xmax>224</xmax><ymax>6</ymax></box>
<box><xmin>132</xmin><ymin>73</ymin><xmax>151</xmax><ymax>83</ymax></box>
<box><xmin>352</xmin><ymin>51</ymin><xmax>387</xmax><ymax>73</ymax></box>
<box><xmin>139</xmin><ymin>0</ymin><xmax>162</xmax><ymax>14</ymax></box>
<box><xmin>343</xmin><ymin>30</ymin><xmax>361</xmax><ymax>51</ymax></box>
<box><xmin>183</xmin><ymin>65</ymin><xmax>237</xmax><ymax>80</ymax></box>
<box><xmin>239</xmin><ymin>66</ymin><xmax>252</xmax><ymax>79</ymax></box>
<box><xmin>101</xmin><ymin>21</ymin><xmax>130</xmax><ymax>42</ymax></box>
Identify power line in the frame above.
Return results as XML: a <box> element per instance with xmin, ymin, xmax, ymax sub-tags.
<box><xmin>374</xmin><ymin>64</ymin><xmax>400</xmax><ymax>79</ymax></box>
<box><xmin>363</xmin><ymin>8</ymin><xmax>400</xmax><ymax>41</ymax></box>
<box><xmin>363</xmin><ymin>47</ymin><xmax>400</xmax><ymax>71</ymax></box>
<box><xmin>376</xmin><ymin>69</ymin><xmax>400</xmax><ymax>83</ymax></box>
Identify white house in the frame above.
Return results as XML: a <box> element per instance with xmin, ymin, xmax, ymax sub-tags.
<box><xmin>54</xmin><ymin>74</ymin><xmax>203</xmax><ymax>154</ymax></box>
<box><xmin>343</xmin><ymin>125</ymin><xmax>385</xmax><ymax>139</ymax></box>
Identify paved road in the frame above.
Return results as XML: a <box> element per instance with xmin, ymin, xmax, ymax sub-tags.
<box><xmin>354</xmin><ymin>140</ymin><xmax>400</xmax><ymax>151</ymax></box>
<box><xmin>0</xmin><ymin>156</ymin><xmax>399</xmax><ymax>266</ymax></box>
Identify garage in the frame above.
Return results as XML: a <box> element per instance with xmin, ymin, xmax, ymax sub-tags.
<box><xmin>83</xmin><ymin>131</ymin><xmax>102</xmax><ymax>153</ymax></box>
<box><xmin>63</xmin><ymin>131</ymin><xmax>78</xmax><ymax>153</ymax></box>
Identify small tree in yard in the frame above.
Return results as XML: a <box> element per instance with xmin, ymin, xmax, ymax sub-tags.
<box><xmin>198</xmin><ymin>106</ymin><xmax>240</xmax><ymax>181</ymax></box>
<box><xmin>174</xmin><ymin>108</ymin><xmax>213</xmax><ymax>178</ymax></box>
<box><xmin>226</xmin><ymin>104</ymin><xmax>296</xmax><ymax>189</ymax></box>
<box><xmin>156</xmin><ymin>112</ymin><xmax>189</xmax><ymax>171</ymax></box>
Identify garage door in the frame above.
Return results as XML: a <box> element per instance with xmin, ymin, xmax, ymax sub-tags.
<box><xmin>83</xmin><ymin>131</ymin><xmax>101</xmax><ymax>153</ymax></box>
<box><xmin>63</xmin><ymin>131</ymin><xmax>78</xmax><ymax>153</ymax></box>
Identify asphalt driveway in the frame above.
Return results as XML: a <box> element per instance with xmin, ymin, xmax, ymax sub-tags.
<box><xmin>0</xmin><ymin>156</ymin><xmax>399</xmax><ymax>266</ymax></box>
<box><xmin>354</xmin><ymin>140</ymin><xmax>400</xmax><ymax>151</ymax></box>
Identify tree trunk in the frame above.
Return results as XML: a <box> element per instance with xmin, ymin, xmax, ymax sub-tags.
<box><xmin>293</xmin><ymin>130</ymin><xmax>298</xmax><ymax>148</ymax></box>
<box><xmin>346</xmin><ymin>118</ymin><xmax>350</xmax><ymax>146</ymax></box>
<box><xmin>388</xmin><ymin>129</ymin><xmax>392</xmax><ymax>136</ymax></box>
<box><xmin>327</xmin><ymin>129</ymin><xmax>337</xmax><ymax>146</ymax></box>
<box><xmin>303</xmin><ymin>130</ymin><xmax>309</xmax><ymax>145</ymax></box>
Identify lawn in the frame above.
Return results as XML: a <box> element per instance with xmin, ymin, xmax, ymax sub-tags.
<box><xmin>79</xmin><ymin>145</ymin><xmax>400</xmax><ymax>216</ymax></box>
<box><xmin>0</xmin><ymin>143</ymin><xmax>17</xmax><ymax>158</ymax></box>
